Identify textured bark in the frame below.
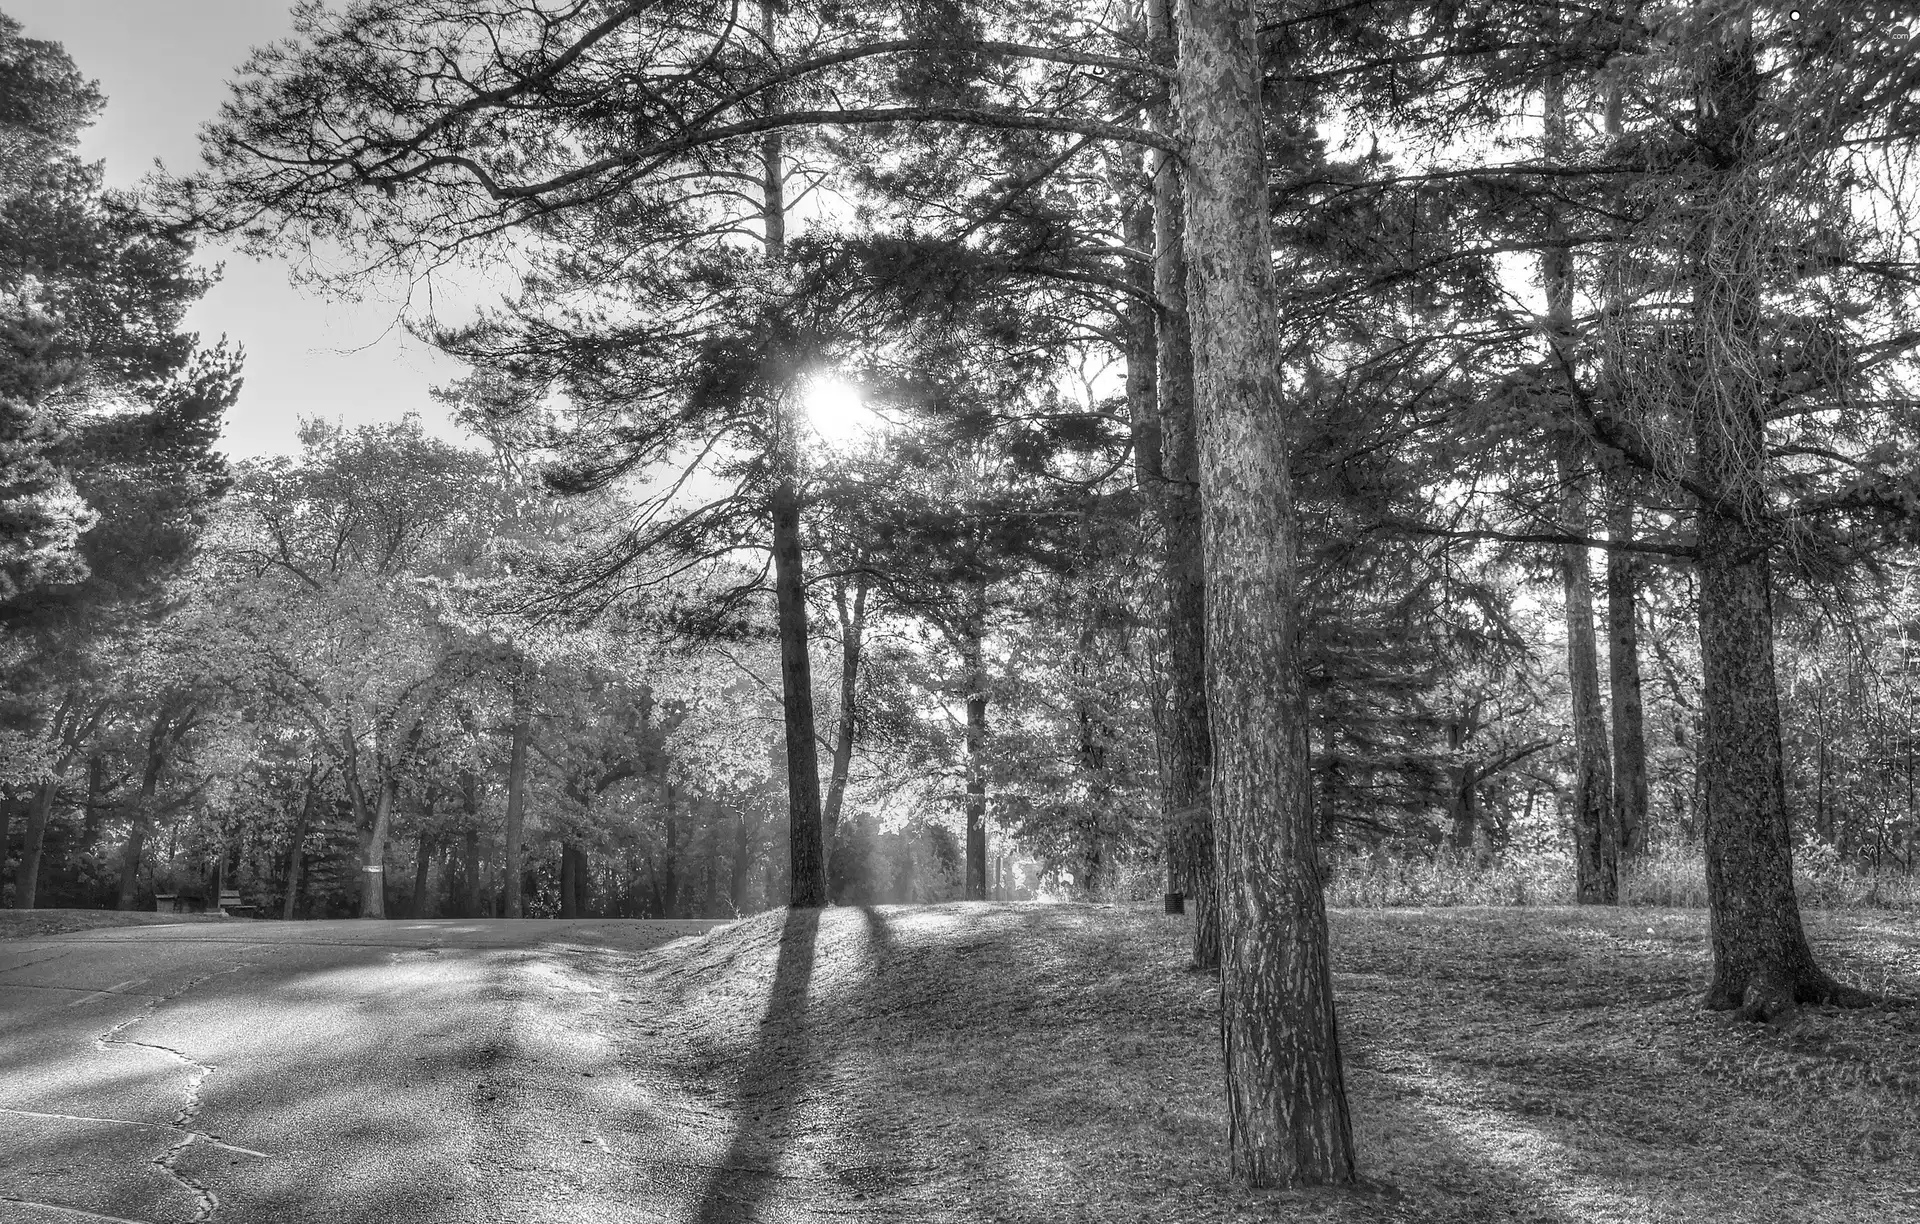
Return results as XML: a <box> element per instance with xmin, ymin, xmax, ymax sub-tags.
<box><xmin>1607</xmin><ymin>483</ymin><xmax>1650</xmax><ymax>862</ymax></box>
<box><xmin>773</xmin><ymin>478</ymin><xmax>828</xmax><ymax>908</ymax></box>
<box><xmin>503</xmin><ymin>699</ymin><xmax>532</xmax><ymax>918</ymax></box>
<box><xmin>761</xmin><ymin>41</ymin><xmax>828</xmax><ymax>908</ymax></box>
<box><xmin>12</xmin><ymin>778</ymin><xmax>55</xmax><ymax>910</ymax></box>
<box><xmin>1151</xmin><ymin>0</ymin><xmax>1219</xmax><ymax>972</ymax></box>
<box><xmin>1690</xmin><ymin>35</ymin><xmax>1861</xmax><ymax>1017</ymax></box>
<box><xmin>1173</xmin><ymin>0</ymin><xmax>1354</xmax><ymax>1185</ymax></box>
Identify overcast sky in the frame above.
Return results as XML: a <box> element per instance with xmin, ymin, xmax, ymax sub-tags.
<box><xmin>8</xmin><ymin>1</ymin><xmax>478</xmax><ymax>458</ymax></box>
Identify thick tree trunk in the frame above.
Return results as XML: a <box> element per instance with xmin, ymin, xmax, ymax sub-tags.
<box><xmin>503</xmin><ymin>696</ymin><xmax>532</xmax><ymax>918</ymax></box>
<box><xmin>13</xmin><ymin>778</ymin><xmax>56</xmax><ymax>910</ymax></box>
<box><xmin>1690</xmin><ymin>33</ymin><xmax>1861</xmax><ymax>1017</ymax></box>
<box><xmin>1607</xmin><ymin>483</ymin><xmax>1650</xmax><ymax>863</ymax></box>
<box><xmin>282</xmin><ymin>768</ymin><xmax>319</xmax><ymax>921</ymax></box>
<box><xmin>1152</xmin><ymin>0</ymin><xmax>1220</xmax><ymax>974</ymax></box>
<box><xmin>1173</xmin><ymin>0</ymin><xmax>1354</xmax><ymax>1185</ymax></box>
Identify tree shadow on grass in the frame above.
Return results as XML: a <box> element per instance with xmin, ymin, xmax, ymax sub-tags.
<box><xmin>692</xmin><ymin>905</ymin><xmax>819</xmax><ymax>1224</ymax></box>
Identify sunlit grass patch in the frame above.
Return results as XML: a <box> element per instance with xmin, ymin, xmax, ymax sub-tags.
<box><xmin>613</xmin><ymin>902</ymin><xmax>1919</xmax><ymax>1222</ymax></box>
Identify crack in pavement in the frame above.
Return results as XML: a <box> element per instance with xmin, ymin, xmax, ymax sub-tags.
<box><xmin>0</xmin><ymin>949</ymin><xmax>79</xmax><ymax>977</ymax></box>
<box><xmin>0</xmin><ymin>1108</ymin><xmax>271</xmax><ymax>1159</ymax></box>
<box><xmin>95</xmin><ymin>964</ymin><xmax>253</xmax><ymax>1223</ymax></box>
<box><xmin>0</xmin><ymin>981</ymin><xmax>163</xmax><ymax>1002</ymax></box>
<box><xmin>0</xmin><ymin>1194</ymin><xmax>155</xmax><ymax>1224</ymax></box>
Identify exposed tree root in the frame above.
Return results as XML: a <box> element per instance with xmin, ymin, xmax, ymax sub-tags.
<box><xmin>1705</xmin><ymin>969</ymin><xmax>1911</xmax><ymax>1023</ymax></box>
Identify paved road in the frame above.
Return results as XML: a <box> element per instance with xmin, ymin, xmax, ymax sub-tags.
<box><xmin>0</xmin><ymin>918</ymin><xmax>728</xmax><ymax>1224</ymax></box>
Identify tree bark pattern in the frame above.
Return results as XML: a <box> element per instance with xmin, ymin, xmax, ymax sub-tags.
<box><xmin>1174</xmin><ymin>0</ymin><xmax>1353</xmax><ymax>1184</ymax></box>
<box><xmin>1151</xmin><ymin>0</ymin><xmax>1219</xmax><ymax>971</ymax></box>
<box><xmin>1690</xmin><ymin>34</ymin><xmax>1858</xmax><ymax>1016</ymax></box>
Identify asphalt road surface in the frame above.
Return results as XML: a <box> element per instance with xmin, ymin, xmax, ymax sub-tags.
<box><xmin>0</xmin><ymin>918</ymin><xmax>729</xmax><ymax>1224</ymax></box>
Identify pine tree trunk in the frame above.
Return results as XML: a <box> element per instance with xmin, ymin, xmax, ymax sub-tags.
<box><xmin>1690</xmin><ymin>32</ymin><xmax>1862</xmax><ymax>1017</ymax></box>
<box><xmin>1607</xmin><ymin>483</ymin><xmax>1650</xmax><ymax>863</ymax></box>
<box><xmin>12</xmin><ymin>778</ymin><xmax>55</xmax><ymax>910</ymax></box>
<box><xmin>772</xmin><ymin>477</ymin><xmax>828</xmax><ymax>908</ymax></box>
<box><xmin>1173</xmin><ymin>0</ymin><xmax>1354</xmax><ymax>1185</ymax></box>
<box><xmin>1544</xmin><ymin>30</ymin><xmax>1616</xmax><ymax>904</ymax></box>
<box><xmin>757</xmin><ymin>0</ymin><xmax>827</xmax><ymax>910</ymax></box>
<box><xmin>503</xmin><ymin>696</ymin><xmax>531</xmax><ymax>918</ymax></box>
<box><xmin>1561</xmin><ymin>447</ymin><xmax>1617</xmax><ymax>903</ymax></box>
<box><xmin>1152</xmin><ymin>0</ymin><xmax>1220</xmax><ymax>974</ymax></box>
<box><xmin>1598</xmin><ymin>0</ymin><xmax>1648</xmax><ymax>869</ymax></box>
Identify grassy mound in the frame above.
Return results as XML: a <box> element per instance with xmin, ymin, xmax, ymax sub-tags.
<box><xmin>0</xmin><ymin>907</ymin><xmax>233</xmax><ymax>940</ymax></box>
<box><xmin>621</xmin><ymin>902</ymin><xmax>1919</xmax><ymax>1223</ymax></box>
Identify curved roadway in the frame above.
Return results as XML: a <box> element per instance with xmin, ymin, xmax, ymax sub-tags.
<box><xmin>0</xmin><ymin>918</ymin><xmax>727</xmax><ymax>1224</ymax></box>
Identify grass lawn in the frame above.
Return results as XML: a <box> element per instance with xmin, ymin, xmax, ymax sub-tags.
<box><xmin>617</xmin><ymin>901</ymin><xmax>1920</xmax><ymax>1223</ymax></box>
<box><xmin>0</xmin><ymin>907</ymin><xmax>233</xmax><ymax>940</ymax></box>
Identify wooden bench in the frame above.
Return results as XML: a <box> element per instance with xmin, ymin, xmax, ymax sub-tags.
<box><xmin>155</xmin><ymin>891</ymin><xmax>257</xmax><ymax>917</ymax></box>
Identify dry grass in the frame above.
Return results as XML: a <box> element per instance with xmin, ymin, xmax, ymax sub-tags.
<box><xmin>613</xmin><ymin>901</ymin><xmax>1920</xmax><ymax>1223</ymax></box>
<box><xmin>0</xmin><ymin>907</ymin><xmax>232</xmax><ymax>940</ymax></box>
<box><xmin>1328</xmin><ymin>847</ymin><xmax>1920</xmax><ymax>911</ymax></box>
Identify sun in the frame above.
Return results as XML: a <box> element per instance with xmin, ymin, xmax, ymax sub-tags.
<box><xmin>800</xmin><ymin>375</ymin><xmax>880</xmax><ymax>446</ymax></box>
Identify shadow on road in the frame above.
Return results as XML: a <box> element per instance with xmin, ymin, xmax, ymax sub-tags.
<box><xmin>692</xmin><ymin>906</ymin><xmax>819</xmax><ymax>1224</ymax></box>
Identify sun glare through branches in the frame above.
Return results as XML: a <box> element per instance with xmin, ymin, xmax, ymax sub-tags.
<box><xmin>800</xmin><ymin>375</ymin><xmax>880</xmax><ymax>447</ymax></box>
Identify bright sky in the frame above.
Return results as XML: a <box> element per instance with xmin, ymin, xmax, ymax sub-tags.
<box><xmin>7</xmin><ymin>0</ymin><xmax>474</xmax><ymax>458</ymax></box>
